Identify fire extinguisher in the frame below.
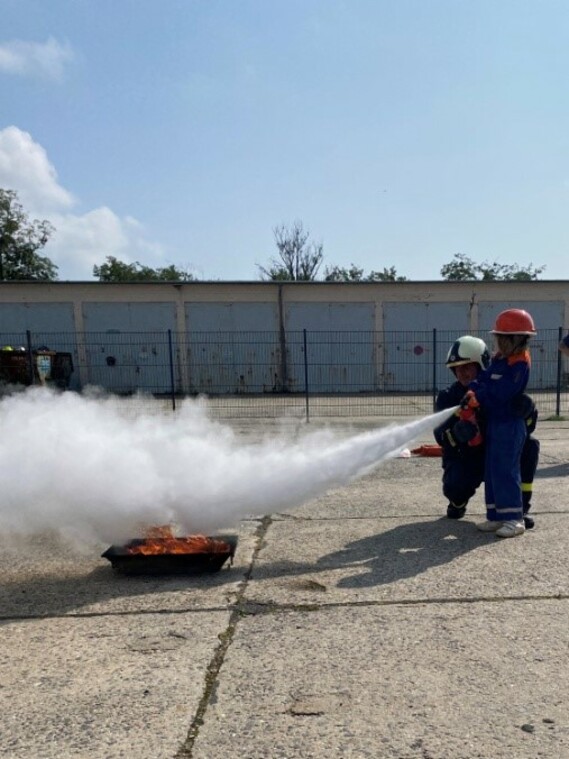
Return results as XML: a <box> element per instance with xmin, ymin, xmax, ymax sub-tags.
<box><xmin>458</xmin><ymin>390</ymin><xmax>483</xmax><ymax>447</ymax></box>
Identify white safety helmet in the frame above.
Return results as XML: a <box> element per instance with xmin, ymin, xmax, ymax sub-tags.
<box><xmin>446</xmin><ymin>335</ymin><xmax>490</xmax><ymax>372</ymax></box>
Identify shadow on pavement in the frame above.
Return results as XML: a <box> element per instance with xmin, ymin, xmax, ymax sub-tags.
<box><xmin>251</xmin><ymin>517</ymin><xmax>491</xmax><ymax>590</ymax></box>
<box><xmin>320</xmin><ymin>517</ymin><xmax>491</xmax><ymax>589</ymax></box>
<box><xmin>0</xmin><ymin>564</ymin><xmax>241</xmax><ymax>623</ymax></box>
<box><xmin>535</xmin><ymin>462</ymin><xmax>569</xmax><ymax>478</ymax></box>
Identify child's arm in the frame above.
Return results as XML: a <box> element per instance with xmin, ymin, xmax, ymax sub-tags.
<box><xmin>468</xmin><ymin>354</ymin><xmax>530</xmax><ymax>412</ymax></box>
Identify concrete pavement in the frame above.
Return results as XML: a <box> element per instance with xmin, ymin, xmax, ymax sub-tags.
<box><xmin>1</xmin><ymin>420</ymin><xmax>569</xmax><ymax>759</ymax></box>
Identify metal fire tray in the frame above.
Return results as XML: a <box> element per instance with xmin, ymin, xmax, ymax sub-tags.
<box><xmin>101</xmin><ymin>534</ymin><xmax>238</xmax><ymax>576</ymax></box>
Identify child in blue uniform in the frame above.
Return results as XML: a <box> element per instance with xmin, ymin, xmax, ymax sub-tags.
<box><xmin>468</xmin><ymin>309</ymin><xmax>536</xmax><ymax>538</ymax></box>
<box><xmin>434</xmin><ymin>336</ymin><xmax>488</xmax><ymax>518</ymax></box>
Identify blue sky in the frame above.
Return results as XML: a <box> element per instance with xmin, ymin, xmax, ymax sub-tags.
<box><xmin>1</xmin><ymin>0</ymin><xmax>568</xmax><ymax>281</ymax></box>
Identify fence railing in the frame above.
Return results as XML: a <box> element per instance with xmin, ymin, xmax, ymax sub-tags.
<box><xmin>0</xmin><ymin>328</ymin><xmax>567</xmax><ymax>419</ymax></box>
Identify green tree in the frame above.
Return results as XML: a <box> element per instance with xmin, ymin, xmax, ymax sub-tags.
<box><xmin>324</xmin><ymin>263</ymin><xmax>407</xmax><ymax>282</ymax></box>
<box><xmin>258</xmin><ymin>221</ymin><xmax>324</xmax><ymax>281</ymax></box>
<box><xmin>0</xmin><ymin>188</ymin><xmax>58</xmax><ymax>280</ymax></box>
<box><xmin>441</xmin><ymin>253</ymin><xmax>545</xmax><ymax>281</ymax></box>
<box><xmin>93</xmin><ymin>256</ymin><xmax>196</xmax><ymax>282</ymax></box>
<box><xmin>368</xmin><ymin>266</ymin><xmax>408</xmax><ymax>282</ymax></box>
<box><xmin>324</xmin><ymin>263</ymin><xmax>365</xmax><ymax>282</ymax></box>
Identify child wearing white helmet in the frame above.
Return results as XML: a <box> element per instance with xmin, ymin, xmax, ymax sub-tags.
<box><xmin>435</xmin><ymin>336</ymin><xmax>488</xmax><ymax>519</ymax></box>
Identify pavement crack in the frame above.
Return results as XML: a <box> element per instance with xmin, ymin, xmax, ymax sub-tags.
<box><xmin>3</xmin><ymin>581</ymin><xmax>566</xmax><ymax>625</ymax></box>
<box><xmin>174</xmin><ymin>516</ymin><xmax>272</xmax><ymax>758</ymax></box>
<box><xmin>0</xmin><ymin>605</ymin><xmax>232</xmax><ymax>623</ymax></box>
<box><xmin>235</xmin><ymin>592</ymin><xmax>569</xmax><ymax>615</ymax></box>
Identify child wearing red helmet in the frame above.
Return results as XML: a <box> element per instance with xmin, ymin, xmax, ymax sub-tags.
<box><xmin>434</xmin><ymin>334</ymin><xmax>539</xmax><ymax>528</ymax></box>
<box><xmin>468</xmin><ymin>309</ymin><xmax>536</xmax><ymax>538</ymax></box>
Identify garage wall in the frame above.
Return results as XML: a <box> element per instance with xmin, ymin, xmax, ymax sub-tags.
<box><xmin>184</xmin><ymin>302</ymin><xmax>280</xmax><ymax>393</ymax></box>
<box><xmin>284</xmin><ymin>302</ymin><xmax>375</xmax><ymax>392</ymax></box>
<box><xmin>383</xmin><ymin>302</ymin><xmax>471</xmax><ymax>391</ymax></box>
<box><xmin>82</xmin><ymin>302</ymin><xmax>177</xmax><ymax>392</ymax></box>
<box><xmin>0</xmin><ymin>281</ymin><xmax>567</xmax><ymax>393</ymax></box>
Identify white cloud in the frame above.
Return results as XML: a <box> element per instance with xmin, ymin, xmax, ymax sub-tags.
<box><xmin>47</xmin><ymin>207</ymin><xmax>165</xmax><ymax>281</ymax></box>
<box><xmin>0</xmin><ymin>36</ymin><xmax>74</xmax><ymax>81</ymax></box>
<box><xmin>0</xmin><ymin>126</ymin><xmax>165</xmax><ymax>280</ymax></box>
<box><xmin>47</xmin><ymin>207</ymin><xmax>129</xmax><ymax>280</ymax></box>
<box><xmin>0</xmin><ymin>126</ymin><xmax>75</xmax><ymax>212</ymax></box>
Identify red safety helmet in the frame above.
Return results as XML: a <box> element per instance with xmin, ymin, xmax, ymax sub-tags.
<box><xmin>491</xmin><ymin>308</ymin><xmax>537</xmax><ymax>335</ymax></box>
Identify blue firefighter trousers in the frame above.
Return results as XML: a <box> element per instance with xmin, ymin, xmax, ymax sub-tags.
<box><xmin>484</xmin><ymin>417</ymin><xmax>526</xmax><ymax>523</ymax></box>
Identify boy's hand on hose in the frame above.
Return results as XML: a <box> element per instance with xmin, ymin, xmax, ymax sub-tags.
<box><xmin>460</xmin><ymin>389</ymin><xmax>479</xmax><ymax>410</ymax></box>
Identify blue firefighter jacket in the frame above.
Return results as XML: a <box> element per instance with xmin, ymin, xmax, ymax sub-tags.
<box><xmin>468</xmin><ymin>351</ymin><xmax>530</xmax><ymax>419</ymax></box>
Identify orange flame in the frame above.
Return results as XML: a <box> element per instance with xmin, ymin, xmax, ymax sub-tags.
<box><xmin>127</xmin><ymin>525</ymin><xmax>231</xmax><ymax>555</ymax></box>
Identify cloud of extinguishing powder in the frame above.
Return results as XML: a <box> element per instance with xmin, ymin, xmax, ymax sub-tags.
<box><xmin>0</xmin><ymin>388</ymin><xmax>455</xmax><ymax>544</ymax></box>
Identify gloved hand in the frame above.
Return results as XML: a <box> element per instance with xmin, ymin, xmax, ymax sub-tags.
<box><xmin>453</xmin><ymin>420</ymin><xmax>479</xmax><ymax>443</ymax></box>
<box><xmin>460</xmin><ymin>389</ymin><xmax>479</xmax><ymax>410</ymax></box>
<box><xmin>511</xmin><ymin>393</ymin><xmax>535</xmax><ymax>419</ymax></box>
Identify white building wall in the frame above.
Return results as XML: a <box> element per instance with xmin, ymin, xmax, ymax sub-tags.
<box><xmin>1</xmin><ymin>280</ymin><xmax>567</xmax><ymax>393</ymax></box>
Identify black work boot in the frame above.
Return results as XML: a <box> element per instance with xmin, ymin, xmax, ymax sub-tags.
<box><xmin>446</xmin><ymin>503</ymin><xmax>467</xmax><ymax>520</ymax></box>
<box><xmin>523</xmin><ymin>514</ymin><xmax>535</xmax><ymax>529</ymax></box>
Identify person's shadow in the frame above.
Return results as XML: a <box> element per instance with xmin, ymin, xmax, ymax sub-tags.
<box><xmin>535</xmin><ymin>462</ymin><xmax>569</xmax><ymax>479</ymax></box>
<box><xmin>0</xmin><ymin>519</ymin><xmax>491</xmax><ymax>620</ymax></box>
<box><xmin>315</xmin><ymin>517</ymin><xmax>488</xmax><ymax>589</ymax></box>
<box><xmin>249</xmin><ymin>517</ymin><xmax>490</xmax><ymax>591</ymax></box>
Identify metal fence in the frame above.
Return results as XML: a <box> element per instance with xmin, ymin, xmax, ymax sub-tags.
<box><xmin>0</xmin><ymin>328</ymin><xmax>567</xmax><ymax>419</ymax></box>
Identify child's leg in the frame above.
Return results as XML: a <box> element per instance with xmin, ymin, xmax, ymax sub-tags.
<box><xmin>442</xmin><ymin>454</ymin><xmax>484</xmax><ymax>518</ymax></box>
<box><xmin>491</xmin><ymin>419</ymin><xmax>526</xmax><ymax>523</ymax></box>
<box><xmin>483</xmin><ymin>436</ymin><xmax>498</xmax><ymax>521</ymax></box>
<box><xmin>521</xmin><ymin>436</ymin><xmax>540</xmax><ymax>528</ymax></box>
<box><xmin>478</xmin><ymin>435</ymin><xmax>506</xmax><ymax>531</ymax></box>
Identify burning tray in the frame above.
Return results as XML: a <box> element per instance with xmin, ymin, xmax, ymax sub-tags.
<box><xmin>101</xmin><ymin>533</ymin><xmax>238</xmax><ymax>576</ymax></box>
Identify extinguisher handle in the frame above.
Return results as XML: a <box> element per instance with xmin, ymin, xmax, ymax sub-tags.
<box><xmin>460</xmin><ymin>389</ymin><xmax>479</xmax><ymax>410</ymax></box>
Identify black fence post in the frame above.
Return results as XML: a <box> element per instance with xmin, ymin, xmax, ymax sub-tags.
<box><xmin>432</xmin><ymin>328</ymin><xmax>437</xmax><ymax>411</ymax></box>
<box><xmin>556</xmin><ymin>326</ymin><xmax>562</xmax><ymax>417</ymax></box>
<box><xmin>168</xmin><ymin>329</ymin><xmax>176</xmax><ymax>412</ymax></box>
<box><xmin>26</xmin><ymin>330</ymin><xmax>34</xmax><ymax>385</ymax></box>
<box><xmin>278</xmin><ymin>284</ymin><xmax>288</xmax><ymax>392</ymax></box>
<box><xmin>303</xmin><ymin>328</ymin><xmax>310</xmax><ymax>423</ymax></box>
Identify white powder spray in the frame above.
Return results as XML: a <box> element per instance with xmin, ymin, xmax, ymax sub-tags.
<box><xmin>0</xmin><ymin>388</ymin><xmax>454</xmax><ymax>543</ymax></box>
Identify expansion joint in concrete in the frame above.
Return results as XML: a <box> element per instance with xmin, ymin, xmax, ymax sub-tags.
<box><xmin>175</xmin><ymin>515</ymin><xmax>273</xmax><ymax>758</ymax></box>
<box><xmin>231</xmin><ymin>592</ymin><xmax>569</xmax><ymax>617</ymax></box>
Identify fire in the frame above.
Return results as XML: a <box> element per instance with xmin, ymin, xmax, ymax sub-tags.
<box><xmin>127</xmin><ymin>525</ymin><xmax>231</xmax><ymax>556</ymax></box>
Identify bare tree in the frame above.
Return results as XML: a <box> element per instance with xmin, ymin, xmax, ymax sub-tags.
<box><xmin>258</xmin><ymin>221</ymin><xmax>324</xmax><ymax>281</ymax></box>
